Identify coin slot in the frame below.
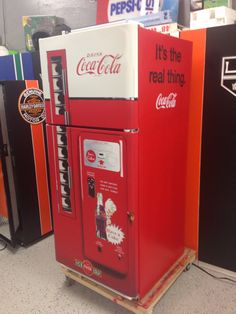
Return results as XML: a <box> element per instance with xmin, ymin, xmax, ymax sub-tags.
<box><xmin>98</xmin><ymin>152</ymin><xmax>105</xmax><ymax>159</ymax></box>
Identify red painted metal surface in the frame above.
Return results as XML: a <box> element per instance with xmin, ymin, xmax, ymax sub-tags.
<box><xmin>79</xmin><ymin>132</ymin><xmax>129</xmax><ymax>274</ymax></box>
<box><xmin>137</xmin><ymin>28</ymin><xmax>192</xmax><ymax>296</ymax></box>
<box><xmin>47</xmin><ymin>126</ymin><xmax>139</xmax><ymax>297</ymax></box>
<box><xmin>46</xmin><ymin>93</ymin><xmax>138</xmax><ymax>130</ymax></box>
<box><xmin>69</xmin><ymin>99</ymin><xmax>139</xmax><ymax>130</ymax></box>
<box><xmin>45</xmin><ymin>26</ymin><xmax>192</xmax><ymax>299</ymax></box>
<box><xmin>96</xmin><ymin>0</ymin><xmax>109</xmax><ymax>24</ymax></box>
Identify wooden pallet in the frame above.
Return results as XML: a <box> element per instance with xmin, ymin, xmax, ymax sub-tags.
<box><xmin>61</xmin><ymin>248</ymin><xmax>196</xmax><ymax>314</ymax></box>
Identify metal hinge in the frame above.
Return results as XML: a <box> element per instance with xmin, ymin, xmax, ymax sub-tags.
<box><xmin>127</xmin><ymin>211</ymin><xmax>135</xmax><ymax>223</ymax></box>
<box><xmin>68</xmin><ymin>166</ymin><xmax>72</xmax><ymax>189</ymax></box>
<box><xmin>123</xmin><ymin>129</ymin><xmax>139</xmax><ymax>133</ymax></box>
<box><xmin>55</xmin><ymin>176</ymin><xmax>58</xmax><ymax>191</ymax></box>
<box><xmin>64</xmin><ymin>111</ymin><xmax>70</xmax><ymax>125</ymax></box>
<box><xmin>62</xmin><ymin>70</ymin><xmax>67</xmax><ymax>95</ymax></box>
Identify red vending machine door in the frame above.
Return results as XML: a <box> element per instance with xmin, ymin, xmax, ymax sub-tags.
<box><xmin>47</xmin><ymin>50</ymin><xmax>70</xmax><ymax>125</ymax></box>
<box><xmin>76</xmin><ymin>131</ymin><xmax>129</xmax><ymax>274</ymax></box>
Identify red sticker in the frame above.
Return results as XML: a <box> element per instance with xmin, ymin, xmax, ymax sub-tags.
<box><xmin>86</xmin><ymin>150</ymin><xmax>96</xmax><ymax>163</ymax></box>
<box><xmin>82</xmin><ymin>260</ymin><xmax>93</xmax><ymax>276</ymax></box>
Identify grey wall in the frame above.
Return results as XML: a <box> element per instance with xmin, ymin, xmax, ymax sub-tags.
<box><xmin>1</xmin><ymin>0</ymin><xmax>236</xmax><ymax>51</ymax></box>
<box><xmin>0</xmin><ymin>0</ymin><xmax>97</xmax><ymax>51</ymax></box>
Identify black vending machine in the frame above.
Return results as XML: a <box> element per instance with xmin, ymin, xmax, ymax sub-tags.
<box><xmin>0</xmin><ymin>80</ymin><xmax>52</xmax><ymax>246</ymax></box>
<box><xmin>199</xmin><ymin>25</ymin><xmax>236</xmax><ymax>272</ymax></box>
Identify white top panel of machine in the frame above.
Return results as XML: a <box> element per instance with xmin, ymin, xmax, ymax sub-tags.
<box><xmin>39</xmin><ymin>22</ymin><xmax>139</xmax><ymax>99</ymax></box>
<box><xmin>84</xmin><ymin>139</ymin><xmax>120</xmax><ymax>172</ymax></box>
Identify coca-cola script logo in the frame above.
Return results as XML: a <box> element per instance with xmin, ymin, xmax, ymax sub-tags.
<box><xmin>86</xmin><ymin>150</ymin><xmax>96</xmax><ymax>163</ymax></box>
<box><xmin>156</xmin><ymin>93</ymin><xmax>177</xmax><ymax>110</ymax></box>
<box><xmin>82</xmin><ymin>260</ymin><xmax>93</xmax><ymax>276</ymax></box>
<box><xmin>77</xmin><ymin>53</ymin><xmax>122</xmax><ymax>76</ymax></box>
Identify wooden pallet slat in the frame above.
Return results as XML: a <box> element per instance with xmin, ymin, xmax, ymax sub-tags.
<box><xmin>61</xmin><ymin>248</ymin><xmax>196</xmax><ymax>314</ymax></box>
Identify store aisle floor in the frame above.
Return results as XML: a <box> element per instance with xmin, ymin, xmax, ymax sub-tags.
<box><xmin>0</xmin><ymin>236</ymin><xmax>236</xmax><ymax>314</ymax></box>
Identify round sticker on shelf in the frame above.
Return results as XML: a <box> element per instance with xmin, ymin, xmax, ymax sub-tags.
<box><xmin>18</xmin><ymin>88</ymin><xmax>46</xmax><ymax>124</ymax></box>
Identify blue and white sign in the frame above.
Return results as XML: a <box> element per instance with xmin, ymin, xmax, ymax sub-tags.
<box><xmin>141</xmin><ymin>0</ymin><xmax>160</xmax><ymax>16</ymax></box>
<box><xmin>107</xmin><ymin>0</ymin><xmax>179</xmax><ymax>23</ymax></box>
<box><xmin>160</xmin><ymin>0</ymin><xmax>179</xmax><ymax>23</ymax></box>
<box><xmin>108</xmin><ymin>0</ymin><xmax>142</xmax><ymax>22</ymax></box>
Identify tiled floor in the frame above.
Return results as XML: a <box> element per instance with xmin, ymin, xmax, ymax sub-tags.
<box><xmin>0</xmin><ymin>236</ymin><xmax>236</xmax><ymax>314</ymax></box>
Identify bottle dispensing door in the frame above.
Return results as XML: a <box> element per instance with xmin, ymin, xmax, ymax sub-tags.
<box><xmin>72</xmin><ymin>130</ymin><xmax>130</xmax><ymax>275</ymax></box>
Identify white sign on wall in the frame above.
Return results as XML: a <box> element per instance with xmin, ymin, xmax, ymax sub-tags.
<box><xmin>140</xmin><ymin>0</ymin><xmax>160</xmax><ymax>16</ymax></box>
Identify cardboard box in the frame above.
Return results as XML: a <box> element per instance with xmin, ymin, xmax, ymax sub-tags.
<box><xmin>190</xmin><ymin>6</ymin><xmax>236</xmax><ymax>28</ymax></box>
<box><xmin>146</xmin><ymin>22</ymin><xmax>183</xmax><ymax>37</ymax></box>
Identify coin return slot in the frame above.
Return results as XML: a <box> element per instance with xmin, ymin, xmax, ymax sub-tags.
<box><xmin>88</xmin><ymin>176</ymin><xmax>95</xmax><ymax>198</ymax></box>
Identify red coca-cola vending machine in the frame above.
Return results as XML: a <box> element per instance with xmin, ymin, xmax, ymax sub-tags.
<box><xmin>39</xmin><ymin>22</ymin><xmax>192</xmax><ymax>299</ymax></box>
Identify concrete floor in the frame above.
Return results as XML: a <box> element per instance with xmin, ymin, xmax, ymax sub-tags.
<box><xmin>0</xmin><ymin>216</ymin><xmax>10</xmax><ymax>239</ymax></box>
<box><xmin>0</xmin><ymin>236</ymin><xmax>236</xmax><ymax>314</ymax></box>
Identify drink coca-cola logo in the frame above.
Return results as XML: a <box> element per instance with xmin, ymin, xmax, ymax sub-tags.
<box><xmin>86</xmin><ymin>150</ymin><xmax>96</xmax><ymax>163</ymax></box>
<box><xmin>156</xmin><ymin>92</ymin><xmax>177</xmax><ymax>110</ymax></box>
<box><xmin>76</xmin><ymin>53</ymin><xmax>122</xmax><ymax>76</ymax></box>
<box><xmin>82</xmin><ymin>260</ymin><xmax>93</xmax><ymax>276</ymax></box>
